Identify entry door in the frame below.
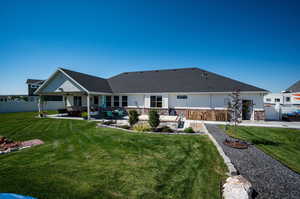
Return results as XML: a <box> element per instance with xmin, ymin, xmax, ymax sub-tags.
<box><xmin>242</xmin><ymin>100</ymin><xmax>253</xmax><ymax>120</ymax></box>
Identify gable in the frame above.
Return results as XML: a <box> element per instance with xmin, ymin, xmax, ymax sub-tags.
<box><xmin>39</xmin><ymin>71</ymin><xmax>84</xmax><ymax>93</ymax></box>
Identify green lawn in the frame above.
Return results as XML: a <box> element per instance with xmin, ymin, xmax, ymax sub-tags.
<box><xmin>0</xmin><ymin>112</ymin><xmax>227</xmax><ymax>199</ymax></box>
<box><xmin>221</xmin><ymin>125</ymin><xmax>300</xmax><ymax>173</ymax></box>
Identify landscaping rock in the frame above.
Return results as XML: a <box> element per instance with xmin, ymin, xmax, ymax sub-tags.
<box><xmin>223</xmin><ymin>175</ymin><xmax>252</xmax><ymax>199</ymax></box>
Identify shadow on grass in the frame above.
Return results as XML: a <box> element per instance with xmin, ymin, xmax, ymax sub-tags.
<box><xmin>251</xmin><ymin>139</ymin><xmax>281</xmax><ymax>146</ymax></box>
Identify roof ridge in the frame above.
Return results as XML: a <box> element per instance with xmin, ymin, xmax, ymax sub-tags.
<box><xmin>121</xmin><ymin>67</ymin><xmax>198</xmax><ymax>74</ymax></box>
<box><xmin>59</xmin><ymin>67</ymin><xmax>108</xmax><ymax>80</ymax></box>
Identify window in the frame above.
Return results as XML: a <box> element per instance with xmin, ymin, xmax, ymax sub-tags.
<box><xmin>275</xmin><ymin>98</ymin><xmax>280</xmax><ymax>102</ymax></box>
<box><xmin>266</xmin><ymin>98</ymin><xmax>271</xmax><ymax>102</ymax></box>
<box><xmin>94</xmin><ymin>96</ymin><xmax>99</xmax><ymax>105</ymax></box>
<box><xmin>114</xmin><ymin>96</ymin><xmax>120</xmax><ymax>107</ymax></box>
<box><xmin>105</xmin><ymin>96</ymin><xmax>111</xmax><ymax>107</ymax></box>
<box><xmin>73</xmin><ymin>96</ymin><xmax>82</xmax><ymax>106</ymax></box>
<box><xmin>286</xmin><ymin>97</ymin><xmax>291</xmax><ymax>102</ymax></box>
<box><xmin>122</xmin><ymin>96</ymin><xmax>128</xmax><ymax>107</ymax></box>
<box><xmin>150</xmin><ymin>96</ymin><xmax>162</xmax><ymax>108</ymax></box>
<box><xmin>177</xmin><ymin>95</ymin><xmax>188</xmax><ymax>99</ymax></box>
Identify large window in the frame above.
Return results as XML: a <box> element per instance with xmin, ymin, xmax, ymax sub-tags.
<box><xmin>266</xmin><ymin>98</ymin><xmax>271</xmax><ymax>102</ymax></box>
<box><xmin>73</xmin><ymin>96</ymin><xmax>82</xmax><ymax>106</ymax></box>
<box><xmin>122</xmin><ymin>96</ymin><xmax>128</xmax><ymax>107</ymax></box>
<box><xmin>275</xmin><ymin>98</ymin><xmax>280</xmax><ymax>102</ymax></box>
<box><xmin>150</xmin><ymin>96</ymin><xmax>162</xmax><ymax>108</ymax></box>
<box><xmin>114</xmin><ymin>96</ymin><xmax>120</xmax><ymax>107</ymax></box>
<box><xmin>286</xmin><ymin>97</ymin><xmax>291</xmax><ymax>102</ymax></box>
<box><xmin>105</xmin><ymin>96</ymin><xmax>111</xmax><ymax>107</ymax></box>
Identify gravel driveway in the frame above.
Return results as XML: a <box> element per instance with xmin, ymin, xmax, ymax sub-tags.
<box><xmin>205</xmin><ymin>124</ymin><xmax>300</xmax><ymax>199</ymax></box>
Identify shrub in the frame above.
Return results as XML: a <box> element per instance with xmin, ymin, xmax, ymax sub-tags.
<box><xmin>128</xmin><ymin>110</ymin><xmax>139</xmax><ymax>126</ymax></box>
<box><xmin>184</xmin><ymin>127</ymin><xmax>195</xmax><ymax>133</ymax></box>
<box><xmin>156</xmin><ymin>126</ymin><xmax>174</xmax><ymax>133</ymax></box>
<box><xmin>101</xmin><ymin>120</ymin><xmax>115</xmax><ymax>125</ymax></box>
<box><xmin>119</xmin><ymin>125</ymin><xmax>130</xmax><ymax>130</ymax></box>
<box><xmin>58</xmin><ymin>109</ymin><xmax>67</xmax><ymax>114</ymax></box>
<box><xmin>148</xmin><ymin>109</ymin><xmax>160</xmax><ymax>129</ymax></box>
<box><xmin>133</xmin><ymin>123</ymin><xmax>151</xmax><ymax>132</ymax></box>
<box><xmin>81</xmin><ymin>112</ymin><xmax>88</xmax><ymax>119</ymax></box>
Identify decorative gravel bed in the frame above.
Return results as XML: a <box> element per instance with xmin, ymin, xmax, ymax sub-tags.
<box><xmin>205</xmin><ymin>124</ymin><xmax>300</xmax><ymax>199</ymax></box>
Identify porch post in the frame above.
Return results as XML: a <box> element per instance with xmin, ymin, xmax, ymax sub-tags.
<box><xmin>38</xmin><ymin>95</ymin><xmax>42</xmax><ymax>117</ymax></box>
<box><xmin>87</xmin><ymin>94</ymin><xmax>91</xmax><ymax>120</ymax></box>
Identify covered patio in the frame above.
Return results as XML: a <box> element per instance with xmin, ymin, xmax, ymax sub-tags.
<box><xmin>34</xmin><ymin>68</ymin><xmax>127</xmax><ymax>120</ymax></box>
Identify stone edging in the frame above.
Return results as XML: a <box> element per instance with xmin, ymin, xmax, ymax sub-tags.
<box><xmin>97</xmin><ymin>124</ymin><xmax>203</xmax><ymax>135</ymax></box>
<box><xmin>203</xmin><ymin>123</ymin><xmax>238</xmax><ymax>176</ymax></box>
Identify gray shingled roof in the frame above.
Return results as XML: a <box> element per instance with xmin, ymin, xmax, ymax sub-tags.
<box><xmin>58</xmin><ymin>67</ymin><xmax>267</xmax><ymax>93</ymax></box>
<box><xmin>26</xmin><ymin>79</ymin><xmax>44</xmax><ymax>84</ymax></box>
<box><xmin>108</xmin><ymin>68</ymin><xmax>267</xmax><ymax>93</ymax></box>
<box><xmin>286</xmin><ymin>80</ymin><xmax>300</xmax><ymax>92</ymax></box>
<box><xmin>60</xmin><ymin>68</ymin><xmax>112</xmax><ymax>93</ymax></box>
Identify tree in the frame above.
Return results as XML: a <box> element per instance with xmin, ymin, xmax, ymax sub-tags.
<box><xmin>128</xmin><ymin>110</ymin><xmax>139</xmax><ymax>126</ymax></box>
<box><xmin>227</xmin><ymin>89</ymin><xmax>242</xmax><ymax>133</ymax></box>
<box><xmin>148</xmin><ymin>109</ymin><xmax>160</xmax><ymax>129</ymax></box>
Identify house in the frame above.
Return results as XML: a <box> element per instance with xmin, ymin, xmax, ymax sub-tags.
<box><xmin>26</xmin><ymin>79</ymin><xmax>45</xmax><ymax>96</ymax></box>
<box><xmin>264</xmin><ymin>80</ymin><xmax>300</xmax><ymax>106</ymax></box>
<box><xmin>35</xmin><ymin>67</ymin><xmax>268</xmax><ymax>120</ymax></box>
<box><xmin>26</xmin><ymin>79</ymin><xmax>62</xmax><ymax>101</ymax></box>
<box><xmin>264</xmin><ymin>80</ymin><xmax>300</xmax><ymax>120</ymax></box>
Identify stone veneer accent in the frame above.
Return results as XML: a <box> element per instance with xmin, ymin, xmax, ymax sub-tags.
<box><xmin>125</xmin><ymin>108</ymin><xmax>265</xmax><ymax>121</ymax></box>
<box><xmin>254</xmin><ymin>110</ymin><xmax>265</xmax><ymax>120</ymax></box>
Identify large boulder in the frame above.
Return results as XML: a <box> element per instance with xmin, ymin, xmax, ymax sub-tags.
<box><xmin>223</xmin><ymin>175</ymin><xmax>253</xmax><ymax>199</ymax></box>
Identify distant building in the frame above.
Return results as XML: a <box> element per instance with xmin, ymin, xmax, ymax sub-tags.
<box><xmin>26</xmin><ymin>79</ymin><xmax>45</xmax><ymax>96</ymax></box>
<box><xmin>26</xmin><ymin>79</ymin><xmax>62</xmax><ymax>101</ymax></box>
<box><xmin>264</xmin><ymin>80</ymin><xmax>300</xmax><ymax>106</ymax></box>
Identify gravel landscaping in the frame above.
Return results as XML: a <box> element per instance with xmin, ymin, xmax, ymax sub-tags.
<box><xmin>205</xmin><ymin>124</ymin><xmax>300</xmax><ymax>199</ymax></box>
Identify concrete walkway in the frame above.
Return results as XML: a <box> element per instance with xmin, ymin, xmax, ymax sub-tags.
<box><xmin>202</xmin><ymin>120</ymin><xmax>300</xmax><ymax>129</ymax></box>
<box><xmin>205</xmin><ymin>124</ymin><xmax>300</xmax><ymax>199</ymax></box>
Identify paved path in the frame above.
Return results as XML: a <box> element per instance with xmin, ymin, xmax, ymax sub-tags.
<box><xmin>201</xmin><ymin>120</ymin><xmax>300</xmax><ymax>129</ymax></box>
<box><xmin>205</xmin><ymin>124</ymin><xmax>300</xmax><ymax>199</ymax></box>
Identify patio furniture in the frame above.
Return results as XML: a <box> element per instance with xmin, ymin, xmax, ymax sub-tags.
<box><xmin>105</xmin><ymin>111</ymin><xmax>114</xmax><ymax>119</ymax></box>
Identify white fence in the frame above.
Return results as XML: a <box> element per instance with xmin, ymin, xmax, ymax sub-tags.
<box><xmin>264</xmin><ymin>104</ymin><xmax>300</xmax><ymax>120</ymax></box>
<box><xmin>0</xmin><ymin>101</ymin><xmax>64</xmax><ymax>113</ymax></box>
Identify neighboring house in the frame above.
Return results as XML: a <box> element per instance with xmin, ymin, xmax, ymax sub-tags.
<box><xmin>26</xmin><ymin>79</ymin><xmax>62</xmax><ymax>101</ymax></box>
<box><xmin>26</xmin><ymin>79</ymin><xmax>45</xmax><ymax>96</ymax></box>
<box><xmin>264</xmin><ymin>80</ymin><xmax>300</xmax><ymax>106</ymax></box>
<box><xmin>264</xmin><ymin>80</ymin><xmax>300</xmax><ymax>120</ymax></box>
<box><xmin>0</xmin><ymin>95</ymin><xmax>28</xmax><ymax>102</ymax></box>
<box><xmin>35</xmin><ymin>67</ymin><xmax>268</xmax><ymax>121</ymax></box>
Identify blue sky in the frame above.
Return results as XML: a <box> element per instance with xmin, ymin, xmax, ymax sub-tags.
<box><xmin>0</xmin><ymin>0</ymin><xmax>299</xmax><ymax>94</ymax></box>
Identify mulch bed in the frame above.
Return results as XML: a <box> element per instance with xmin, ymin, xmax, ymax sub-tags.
<box><xmin>0</xmin><ymin>136</ymin><xmax>44</xmax><ymax>154</ymax></box>
<box><xmin>223</xmin><ymin>139</ymin><xmax>249</xmax><ymax>149</ymax></box>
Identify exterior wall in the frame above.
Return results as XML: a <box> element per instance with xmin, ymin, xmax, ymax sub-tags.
<box><xmin>123</xmin><ymin>92</ymin><xmax>265</xmax><ymax>121</ymax></box>
<box><xmin>41</xmin><ymin>72</ymin><xmax>84</xmax><ymax>93</ymax></box>
<box><xmin>127</xmin><ymin>94</ymin><xmax>145</xmax><ymax>108</ymax></box>
<box><xmin>264</xmin><ymin>92</ymin><xmax>300</xmax><ymax>105</ymax></box>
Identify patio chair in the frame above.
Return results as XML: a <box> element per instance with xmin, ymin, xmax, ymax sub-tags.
<box><xmin>105</xmin><ymin>111</ymin><xmax>114</xmax><ymax>119</ymax></box>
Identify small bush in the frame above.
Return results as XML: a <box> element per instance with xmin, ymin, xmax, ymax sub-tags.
<box><xmin>58</xmin><ymin>109</ymin><xmax>67</xmax><ymax>114</ymax></box>
<box><xmin>101</xmin><ymin>120</ymin><xmax>115</xmax><ymax>125</ymax></box>
<box><xmin>148</xmin><ymin>109</ymin><xmax>160</xmax><ymax>129</ymax></box>
<box><xmin>156</xmin><ymin>126</ymin><xmax>174</xmax><ymax>133</ymax></box>
<box><xmin>133</xmin><ymin>123</ymin><xmax>151</xmax><ymax>132</ymax></box>
<box><xmin>119</xmin><ymin>125</ymin><xmax>130</xmax><ymax>130</ymax></box>
<box><xmin>81</xmin><ymin>112</ymin><xmax>88</xmax><ymax>118</ymax></box>
<box><xmin>184</xmin><ymin>127</ymin><xmax>195</xmax><ymax>133</ymax></box>
<box><xmin>128</xmin><ymin>110</ymin><xmax>139</xmax><ymax>126</ymax></box>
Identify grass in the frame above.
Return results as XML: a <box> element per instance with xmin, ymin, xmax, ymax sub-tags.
<box><xmin>0</xmin><ymin>112</ymin><xmax>227</xmax><ymax>199</ymax></box>
<box><xmin>221</xmin><ymin>125</ymin><xmax>300</xmax><ymax>173</ymax></box>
